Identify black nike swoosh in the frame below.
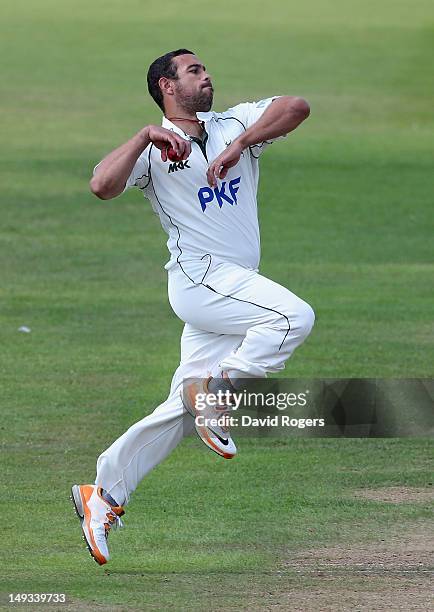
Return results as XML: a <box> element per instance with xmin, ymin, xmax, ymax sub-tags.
<box><xmin>210</xmin><ymin>430</ymin><xmax>229</xmax><ymax>445</ymax></box>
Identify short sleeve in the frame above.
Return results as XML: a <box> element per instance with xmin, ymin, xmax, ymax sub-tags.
<box><xmin>225</xmin><ymin>96</ymin><xmax>286</xmax><ymax>156</ymax></box>
<box><xmin>123</xmin><ymin>148</ymin><xmax>151</xmax><ymax>192</ymax></box>
<box><xmin>92</xmin><ymin>148</ymin><xmax>151</xmax><ymax>196</ymax></box>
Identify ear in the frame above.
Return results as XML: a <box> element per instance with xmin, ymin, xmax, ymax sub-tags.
<box><xmin>158</xmin><ymin>76</ymin><xmax>175</xmax><ymax>99</ymax></box>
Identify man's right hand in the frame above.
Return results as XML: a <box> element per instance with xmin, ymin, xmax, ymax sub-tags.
<box><xmin>146</xmin><ymin>125</ymin><xmax>191</xmax><ymax>162</ymax></box>
<box><xmin>90</xmin><ymin>124</ymin><xmax>191</xmax><ymax>200</ymax></box>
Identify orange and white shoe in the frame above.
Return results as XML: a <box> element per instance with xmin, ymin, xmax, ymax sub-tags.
<box><xmin>70</xmin><ymin>484</ymin><xmax>125</xmax><ymax>565</ymax></box>
<box><xmin>181</xmin><ymin>377</ymin><xmax>237</xmax><ymax>459</ymax></box>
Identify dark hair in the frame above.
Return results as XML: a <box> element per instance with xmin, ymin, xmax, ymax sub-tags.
<box><xmin>147</xmin><ymin>49</ymin><xmax>195</xmax><ymax>112</ymax></box>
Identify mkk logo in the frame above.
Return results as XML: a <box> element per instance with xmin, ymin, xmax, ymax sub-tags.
<box><xmin>198</xmin><ymin>176</ymin><xmax>241</xmax><ymax>212</ymax></box>
<box><xmin>168</xmin><ymin>160</ymin><xmax>191</xmax><ymax>174</ymax></box>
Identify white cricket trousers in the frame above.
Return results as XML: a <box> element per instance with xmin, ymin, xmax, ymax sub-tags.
<box><xmin>95</xmin><ymin>258</ymin><xmax>315</xmax><ymax>505</ymax></box>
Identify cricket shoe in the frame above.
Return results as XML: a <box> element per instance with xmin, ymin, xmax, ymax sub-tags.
<box><xmin>181</xmin><ymin>377</ymin><xmax>237</xmax><ymax>459</ymax></box>
<box><xmin>70</xmin><ymin>484</ymin><xmax>125</xmax><ymax>565</ymax></box>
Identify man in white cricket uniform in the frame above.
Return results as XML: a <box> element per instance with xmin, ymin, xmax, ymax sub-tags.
<box><xmin>71</xmin><ymin>49</ymin><xmax>315</xmax><ymax>565</ymax></box>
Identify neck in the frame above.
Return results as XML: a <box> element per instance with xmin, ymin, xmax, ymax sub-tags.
<box><xmin>165</xmin><ymin>109</ymin><xmax>204</xmax><ymax>138</ymax></box>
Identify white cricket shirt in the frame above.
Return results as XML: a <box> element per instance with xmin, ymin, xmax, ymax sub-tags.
<box><xmin>124</xmin><ymin>97</ymin><xmax>284</xmax><ymax>271</ymax></box>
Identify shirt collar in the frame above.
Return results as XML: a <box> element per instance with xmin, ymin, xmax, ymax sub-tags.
<box><xmin>161</xmin><ymin>116</ymin><xmax>186</xmax><ymax>136</ymax></box>
<box><xmin>161</xmin><ymin>112</ymin><xmax>214</xmax><ymax>137</ymax></box>
<box><xmin>196</xmin><ymin>111</ymin><xmax>213</xmax><ymax>122</ymax></box>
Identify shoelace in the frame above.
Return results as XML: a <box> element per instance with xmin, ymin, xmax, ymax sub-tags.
<box><xmin>214</xmin><ymin>406</ymin><xmax>231</xmax><ymax>433</ymax></box>
<box><xmin>104</xmin><ymin>507</ymin><xmax>125</xmax><ymax>538</ymax></box>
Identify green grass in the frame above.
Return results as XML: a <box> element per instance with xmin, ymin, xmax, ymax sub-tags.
<box><xmin>2</xmin><ymin>438</ymin><xmax>433</xmax><ymax>609</ymax></box>
<box><xmin>1</xmin><ymin>0</ymin><xmax>433</xmax><ymax>609</ymax></box>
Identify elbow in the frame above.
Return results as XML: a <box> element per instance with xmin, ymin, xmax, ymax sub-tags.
<box><xmin>89</xmin><ymin>176</ymin><xmax>116</xmax><ymax>200</ymax></box>
<box><xmin>280</xmin><ymin>96</ymin><xmax>310</xmax><ymax>126</ymax></box>
<box><xmin>288</xmin><ymin>96</ymin><xmax>310</xmax><ymax>120</ymax></box>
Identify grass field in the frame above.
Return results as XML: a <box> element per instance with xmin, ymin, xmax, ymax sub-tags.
<box><xmin>1</xmin><ymin>0</ymin><xmax>433</xmax><ymax>610</ymax></box>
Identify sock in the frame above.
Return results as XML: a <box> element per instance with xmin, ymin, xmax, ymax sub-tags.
<box><xmin>208</xmin><ymin>375</ymin><xmax>236</xmax><ymax>395</ymax></box>
<box><xmin>101</xmin><ymin>488</ymin><xmax>121</xmax><ymax>508</ymax></box>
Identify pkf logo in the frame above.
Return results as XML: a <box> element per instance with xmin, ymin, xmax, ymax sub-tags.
<box><xmin>198</xmin><ymin>176</ymin><xmax>241</xmax><ymax>212</ymax></box>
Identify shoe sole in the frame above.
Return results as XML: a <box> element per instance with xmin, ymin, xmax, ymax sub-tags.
<box><xmin>180</xmin><ymin>389</ymin><xmax>236</xmax><ymax>459</ymax></box>
<box><xmin>70</xmin><ymin>485</ymin><xmax>106</xmax><ymax>566</ymax></box>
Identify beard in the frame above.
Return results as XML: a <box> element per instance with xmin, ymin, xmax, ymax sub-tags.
<box><xmin>174</xmin><ymin>83</ymin><xmax>214</xmax><ymax>113</ymax></box>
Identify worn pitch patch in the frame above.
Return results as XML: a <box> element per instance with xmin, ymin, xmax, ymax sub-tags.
<box><xmin>352</xmin><ymin>486</ymin><xmax>434</xmax><ymax>504</ymax></box>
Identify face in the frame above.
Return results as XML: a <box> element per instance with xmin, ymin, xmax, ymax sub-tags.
<box><xmin>170</xmin><ymin>54</ymin><xmax>214</xmax><ymax>113</ymax></box>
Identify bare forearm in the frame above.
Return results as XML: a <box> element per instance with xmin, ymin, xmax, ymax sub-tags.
<box><xmin>90</xmin><ymin>127</ymin><xmax>151</xmax><ymax>200</ymax></box>
<box><xmin>237</xmin><ymin>96</ymin><xmax>310</xmax><ymax>149</ymax></box>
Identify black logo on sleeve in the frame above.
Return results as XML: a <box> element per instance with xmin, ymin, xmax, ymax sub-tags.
<box><xmin>168</xmin><ymin>160</ymin><xmax>191</xmax><ymax>174</ymax></box>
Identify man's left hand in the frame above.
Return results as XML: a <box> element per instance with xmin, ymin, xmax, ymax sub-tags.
<box><xmin>207</xmin><ymin>141</ymin><xmax>244</xmax><ymax>188</ymax></box>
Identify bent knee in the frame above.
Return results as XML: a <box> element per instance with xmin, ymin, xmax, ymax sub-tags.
<box><xmin>269</xmin><ymin>300</ymin><xmax>315</xmax><ymax>340</ymax></box>
<box><xmin>293</xmin><ymin>301</ymin><xmax>315</xmax><ymax>339</ymax></box>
